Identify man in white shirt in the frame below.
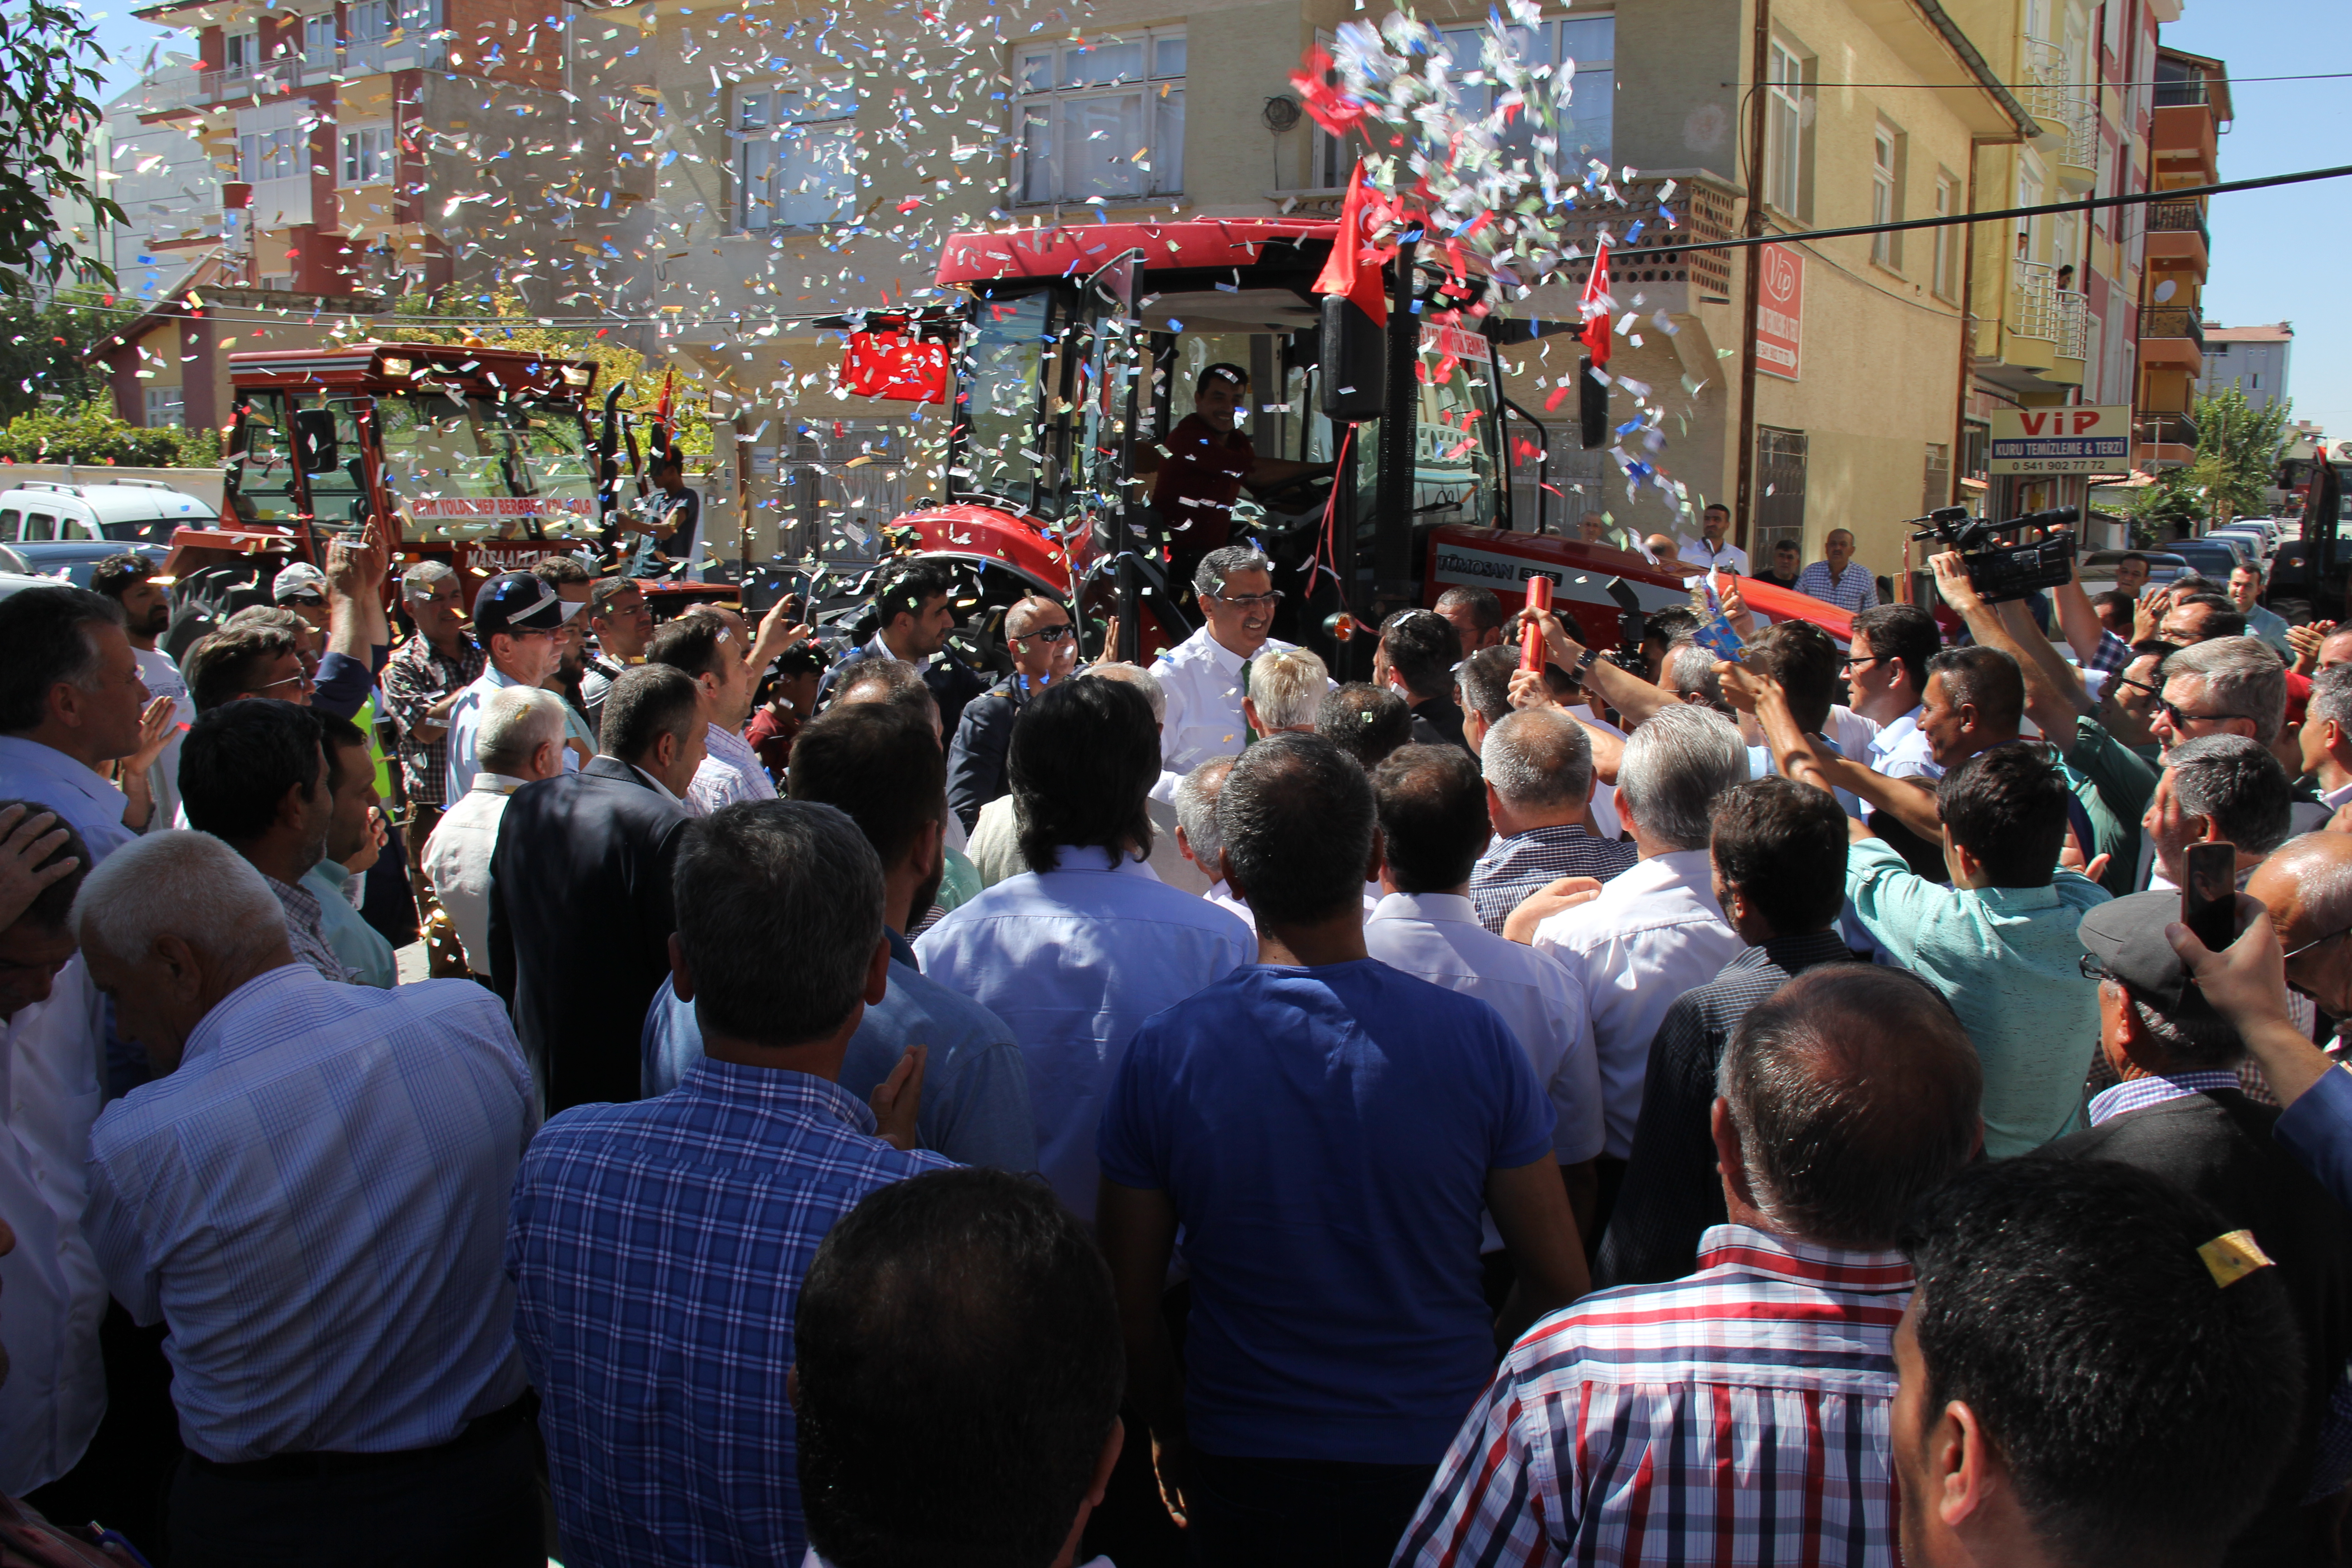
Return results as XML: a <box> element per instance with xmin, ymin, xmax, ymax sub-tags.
<box><xmin>1173</xmin><ymin>755</ymin><xmax>1254</xmax><ymax>926</ymax></box>
<box><xmin>423</xmin><ymin>686</ymin><xmax>568</xmax><ymax>976</ymax></box>
<box><xmin>1676</xmin><ymin>502</ymin><xmax>1751</xmax><ymax>578</ymax></box>
<box><xmin>2302</xmin><ymin>665</ymin><xmax>2352</xmax><ymax>815</ymax></box>
<box><xmin>93</xmin><ymin>553</ymin><xmax>191</xmax><ymax>829</ymax></box>
<box><xmin>916</xmin><ymin>676</ymin><xmax>1252</xmax><ymax>1223</ymax></box>
<box><xmin>444</xmin><ymin>571</ymin><xmax>577</xmax><ymax>803</ymax></box>
<box><xmin>1847</xmin><ymin>603</ymin><xmax>1944</xmax><ymax>782</ymax></box>
<box><xmin>0</xmin><ymin>806</ymin><xmax>106</xmax><ymax>1500</ymax></box>
<box><xmin>1367</xmin><ymin>745</ymin><xmax>1603</xmax><ymax>1241</ymax></box>
<box><xmin>1530</xmin><ymin>704</ymin><xmax>1749</xmax><ymax>1167</ymax></box>
<box><xmin>1152</xmin><ymin>545</ymin><xmax>1298</xmax><ymax>776</ymax></box>
<box><xmin>648</xmin><ymin>607</ymin><xmax>777</xmax><ymax>815</ymax></box>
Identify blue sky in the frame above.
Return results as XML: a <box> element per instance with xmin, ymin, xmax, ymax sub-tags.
<box><xmin>81</xmin><ymin>0</ymin><xmax>2348</xmax><ymax>439</ymax></box>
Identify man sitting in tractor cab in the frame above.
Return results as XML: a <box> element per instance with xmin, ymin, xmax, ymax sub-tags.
<box><xmin>1136</xmin><ymin>363</ymin><xmax>1334</xmax><ymax>589</ymax></box>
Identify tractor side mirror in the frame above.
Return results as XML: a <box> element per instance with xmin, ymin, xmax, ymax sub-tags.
<box><xmin>1319</xmin><ymin>295</ymin><xmax>1386</xmax><ymax>421</ymax></box>
<box><xmin>292</xmin><ymin>408</ymin><xmax>341</xmax><ymax>475</ymax></box>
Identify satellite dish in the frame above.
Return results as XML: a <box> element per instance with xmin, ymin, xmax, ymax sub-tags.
<box><xmin>2337</xmin><ymin>442</ymin><xmax>2352</xmax><ymax>461</ymax></box>
<box><xmin>2154</xmin><ymin>279</ymin><xmax>2178</xmax><ymax>303</ymax></box>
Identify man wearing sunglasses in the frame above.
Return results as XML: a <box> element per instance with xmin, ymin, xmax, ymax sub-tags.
<box><xmin>946</xmin><ymin>596</ymin><xmax>1077</xmax><ymax>832</ymax></box>
<box><xmin>1153</xmin><ymin>545</ymin><xmax>1307</xmax><ymax>777</ymax></box>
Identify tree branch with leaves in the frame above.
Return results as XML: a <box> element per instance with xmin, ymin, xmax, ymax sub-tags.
<box><xmin>0</xmin><ymin>0</ymin><xmax>124</xmax><ymax>298</ymax></box>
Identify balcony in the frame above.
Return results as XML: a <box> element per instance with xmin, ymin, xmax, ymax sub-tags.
<box><xmin>2022</xmin><ymin>38</ymin><xmax>2097</xmax><ymax>190</ymax></box>
<box><xmin>2141</xmin><ymin>304</ymin><xmax>2205</xmax><ymax>369</ymax></box>
<box><xmin>1530</xmin><ymin>172</ymin><xmax>1742</xmax><ymax>311</ymax></box>
<box><xmin>2145</xmin><ymin>197</ymin><xmax>2210</xmax><ymax>275</ymax></box>
<box><xmin>2136</xmin><ymin>413</ymin><xmax>2199</xmax><ymax>470</ymax></box>
<box><xmin>126</xmin><ymin>40</ymin><xmax>446</xmax><ymax>115</ymax></box>
<box><xmin>2152</xmin><ymin>74</ymin><xmax>2220</xmax><ymax>181</ymax></box>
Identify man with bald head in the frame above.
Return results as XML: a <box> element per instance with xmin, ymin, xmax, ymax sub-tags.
<box><xmin>949</xmin><ymin>596</ymin><xmax>1076</xmax><ymax>832</ymax></box>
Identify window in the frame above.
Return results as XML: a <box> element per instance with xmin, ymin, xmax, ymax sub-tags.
<box><xmin>239</xmin><ymin>125</ymin><xmax>300</xmax><ymax>182</ymax></box>
<box><xmin>1433</xmin><ymin>14</ymin><xmax>1615</xmax><ymax>172</ymax></box>
<box><xmin>734</xmin><ymin>84</ymin><xmax>857</xmax><ymax>230</ymax></box>
<box><xmin>1766</xmin><ymin>39</ymin><xmax>1808</xmax><ymax>216</ymax></box>
<box><xmin>1871</xmin><ymin>127</ymin><xmax>1898</xmax><ymax>267</ymax></box>
<box><xmin>146</xmin><ymin>387</ymin><xmax>186</xmax><ymax>428</ymax></box>
<box><xmin>223</xmin><ymin>31</ymin><xmax>258</xmax><ymax>76</ymax></box>
<box><xmin>304</xmin><ymin>14</ymin><xmax>338</xmax><ymax>60</ymax></box>
<box><xmin>1932</xmin><ymin>172</ymin><xmax>1957</xmax><ymax>299</ymax></box>
<box><xmin>1307</xmin><ymin>30</ymin><xmax>1365</xmax><ymax>190</ymax></box>
<box><xmin>342</xmin><ymin>125</ymin><xmax>392</xmax><ymax>184</ymax></box>
<box><xmin>347</xmin><ymin>0</ymin><xmax>393</xmax><ymax>42</ymax></box>
<box><xmin>1923</xmin><ymin>442</ymin><xmax>1950</xmax><ymax>514</ymax></box>
<box><xmin>1011</xmin><ymin>29</ymin><xmax>1185</xmax><ymax>204</ymax></box>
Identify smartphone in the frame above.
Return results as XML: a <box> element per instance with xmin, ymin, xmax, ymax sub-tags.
<box><xmin>1521</xmin><ymin>574</ymin><xmax>1553</xmax><ymax>674</ymax></box>
<box><xmin>741</xmin><ymin>565</ymin><xmax>811</xmax><ymax>617</ymax></box>
<box><xmin>2183</xmin><ymin>840</ymin><xmax>2239</xmax><ymax>953</ymax></box>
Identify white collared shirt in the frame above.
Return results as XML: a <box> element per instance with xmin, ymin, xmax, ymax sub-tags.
<box><xmin>445</xmin><ymin>666</ymin><xmax>581</xmax><ymax>803</ymax></box>
<box><xmin>421</xmin><ymin>772</ymin><xmax>531</xmax><ymax>974</ymax></box>
<box><xmin>0</xmin><ymin>962</ymin><xmax>108</xmax><ymax>1493</ymax></box>
<box><xmin>627</xmin><ymin>760</ymin><xmax>686</xmax><ymax>807</ymax></box>
<box><xmin>2325</xmin><ymin>778</ymin><xmax>2352</xmax><ymax>814</ymax></box>
<box><xmin>0</xmin><ymin>736</ymin><xmax>132</xmax><ymax>865</ymax></box>
<box><xmin>687</xmin><ymin>721</ymin><xmax>778</xmax><ymax>818</ymax></box>
<box><xmin>1152</xmin><ymin>625</ymin><xmax>1300</xmax><ymax>777</ymax></box>
<box><xmin>1676</xmin><ymin>535</ymin><xmax>1751</xmax><ymax>577</ymax></box>
<box><xmin>915</xmin><ymin>846</ymin><xmax>1253</xmax><ymax>1222</ymax></box>
<box><xmin>1530</xmin><ymin>848</ymin><xmax>1745</xmax><ymax>1159</ymax></box>
<box><xmin>1863</xmin><ymin>704</ymin><xmax>1942</xmax><ymax>781</ymax></box>
<box><xmin>1365</xmin><ymin>893</ymin><xmax>1602</xmax><ymax>1167</ymax></box>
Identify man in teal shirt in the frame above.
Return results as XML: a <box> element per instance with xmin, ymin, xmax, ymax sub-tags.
<box><xmin>313</xmin><ymin>714</ymin><xmax>399</xmax><ymax>987</ymax></box>
<box><xmin>1733</xmin><ymin>669</ymin><xmax>2113</xmax><ymax>1156</ymax></box>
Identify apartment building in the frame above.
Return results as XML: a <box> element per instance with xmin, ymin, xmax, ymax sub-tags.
<box><xmin>2130</xmin><ymin>42</ymin><xmax>2228</xmax><ymax>471</ymax></box>
<box><xmin>2200</xmin><ymin>321</ymin><xmax>2292</xmax><ymax>415</ymax></box>
<box><xmin>88</xmin><ymin>0</ymin><xmax>605</xmax><ymax>435</ymax></box>
<box><xmin>599</xmin><ymin>0</ymin><xmax>2038</xmax><ymax>575</ymax></box>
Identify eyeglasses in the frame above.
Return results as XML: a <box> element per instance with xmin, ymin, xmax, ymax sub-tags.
<box><xmin>1840</xmin><ymin>657</ymin><xmax>1882</xmax><ymax>676</ymax></box>
<box><xmin>2112</xmin><ymin>673</ymin><xmax>2161</xmax><ymax>697</ymax></box>
<box><xmin>1213</xmin><ymin>590</ymin><xmax>1284</xmax><ymax>609</ymax></box>
<box><xmin>254</xmin><ymin>672</ymin><xmax>314</xmax><ymax>696</ymax></box>
<box><xmin>1014</xmin><ymin>623</ymin><xmax>1073</xmax><ymax>644</ymax></box>
<box><xmin>2160</xmin><ymin>699</ymin><xmax>2232</xmax><ymax>730</ymax></box>
<box><xmin>2077</xmin><ymin>954</ymin><xmax>2114</xmax><ymax>982</ymax></box>
<box><xmin>2283</xmin><ymin>925</ymin><xmax>2352</xmax><ymax>962</ymax></box>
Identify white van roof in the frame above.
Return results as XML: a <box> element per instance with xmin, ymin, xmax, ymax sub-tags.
<box><xmin>0</xmin><ymin>480</ymin><xmax>216</xmax><ymax>523</ymax></box>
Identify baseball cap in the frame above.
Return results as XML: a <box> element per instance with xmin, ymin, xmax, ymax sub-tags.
<box><xmin>472</xmin><ymin>571</ymin><xmax>582</xmax><ymax>638</ymax></box>
<box><xmin>273</xmin><ymin>562</ymin><xmax>328</xmax><ymax>603</ymax></box>
<box><xmin>2078</xmin><ymin>890</ymin><xmax>2241</xmax><ymax>1014</ymax></box>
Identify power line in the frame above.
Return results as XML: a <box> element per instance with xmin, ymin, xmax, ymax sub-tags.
<box><xmin>1577</xmin><ymin>161</ymin><xmax>2352</xmax><ymax>265</ymax></box>
<box><xmin>1715</xmin><ymin>70</ymin><xmax>2344</xmax><ymax>89</ymax></box>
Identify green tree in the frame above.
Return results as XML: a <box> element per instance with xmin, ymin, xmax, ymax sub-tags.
<box><xmin>0</xmin><ymin>399</ymin><xmax>220</xmax><ymax>466</ymax></box>
<box><xmin>2185</xmin><ymin>387</ymin><xmax>2291</xmax><ymax>525</ymax></box>
<box><xmin>0</xmin><ymin>0</ymin><xmax>123</xmax><ymax>297</ymax></box>
<box><xmin>0</xmin><ymin>287</ymin><xmax>110</xmax><ymax>424</ymax></box>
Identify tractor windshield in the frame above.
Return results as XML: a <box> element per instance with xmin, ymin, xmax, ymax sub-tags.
<box><xmin>378</xmin><ymin>389</ymin><xmax>600</xmax><ymax>542</ymax></box>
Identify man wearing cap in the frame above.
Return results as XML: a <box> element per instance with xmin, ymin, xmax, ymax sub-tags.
<box><xmin>2058</xmin><ymin>890</ymin><xmax>2352</xmax><ymax>1560</ymax></box>
<box><xmin>446</xmin><ymin>572</ymin><xmax>579</xmax><ymax>804</ymax></box>
<box><xmin>274</xmin><ymin>561</ymin><xmax>331</xmax><ymax>635</ymax></box>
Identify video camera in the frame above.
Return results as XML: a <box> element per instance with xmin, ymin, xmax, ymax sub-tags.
<box><xmin>1910</xmin><ymin>504</ymin><xmax>2079</xmax><ymax>605</ymax></box>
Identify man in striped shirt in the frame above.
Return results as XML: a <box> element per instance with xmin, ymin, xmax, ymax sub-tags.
<box><xmin>1396</xmin><ymin>964</ymin><xmax>1982</xmax><ymax>1568</ymax></box>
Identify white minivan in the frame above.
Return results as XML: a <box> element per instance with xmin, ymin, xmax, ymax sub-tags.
<box><xmin>0</xmin><ymin>479</ymin><xmax>218</xmax><ymax>546</ymax></box>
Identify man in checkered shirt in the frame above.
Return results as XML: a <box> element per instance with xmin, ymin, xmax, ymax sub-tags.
<box><xmin>1793</xmin><ymin>529</ymin><xmax>1881</xmax><ymax>612</ymax></box>
<box><xmin>1396</xmin><ymin>964</ymin><xmax>1982</xmax><ymax>1568</ymax></box>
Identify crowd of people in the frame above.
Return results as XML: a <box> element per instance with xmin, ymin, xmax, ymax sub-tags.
<box><xmin>2</xmin><ymin>522</ymin><xmax>2352</xmax><ymax>1568</ymax></box>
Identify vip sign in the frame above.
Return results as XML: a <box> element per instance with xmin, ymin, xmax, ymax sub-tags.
<box><xmin>1989</xmin><ymin>406</ymin><xmax>2132</xmax><ymax>475</ymax></box>
<box><xmin>1754</xmin><ymin>244</ymin><xmax>1803</xmax><ymax>381</ymax></box>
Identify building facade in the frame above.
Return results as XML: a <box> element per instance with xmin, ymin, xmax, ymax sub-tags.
<box><xmin>2129</xmin><ymin>41</ymin><xmax>2227</xmax><ymax>472</ymax></box>
<box><xmin>2199</xmin><ymin>321</ymin><xmax>2292</xmax><ymax>414</ymax></box>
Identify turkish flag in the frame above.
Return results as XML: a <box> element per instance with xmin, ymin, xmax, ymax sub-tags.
<box><xmin>1313</xmin><ymin>162</ymin><xmax>1388</xmax><ymax>328</ymax></box>
<box><xmin>1579</xmin><ymin>239</ymin><xmax>1613</xmax><ymax>368</ymax></box>
<box><xmin>840</xmin><ymin>329</ymin><xmax>947</xmax><ymax>403</ymax></box>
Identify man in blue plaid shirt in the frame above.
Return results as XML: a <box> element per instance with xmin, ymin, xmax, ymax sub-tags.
<box><xmin>509</xmin><ymin>800</ymin><xmax>946</xmax><ymax>1568</ymax></box>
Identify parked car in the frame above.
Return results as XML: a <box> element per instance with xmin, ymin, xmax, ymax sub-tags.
<box><xmin>0</xmin><ymin>544</ymin><xmax>67</xmax><ymax>601</ymax></box>
<box><xmin>0</xmin><ymin>479</ymin><xmax>218</xmax><ymax>547</ymax></box>
<box><xmin>0</xmin><ymin>538</ymin><xmax>170</xmax><ymax>588</ymax></box>
<box><xmin>2168</xmin><ymin>538</ymin><xmax>2252</xmax><ymax>582</ymax></box>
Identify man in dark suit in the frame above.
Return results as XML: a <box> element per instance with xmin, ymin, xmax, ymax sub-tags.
<box><xmin>815</xmin><ymin>559</ymin><xmax>988</xmax><ymax>736</ymax></box>
<box><xmin>946</xmin><ymin>594</ymin><xmax>1076</xmax><ymax>832</ymax></box>
<box><xmin>1372</xmin><ymin>607</ymin><xmax>1468</xmax><ymax>751</ymax></box>
<box><xmin>2058</xmin><ymin>890</ymin><xmax>2352</xmax><ymax>1566</ymax></box>
<box><xmin>488</xmin><ymin>664</ymin><xmax>703</xmax><ymax>1114</ymax></box>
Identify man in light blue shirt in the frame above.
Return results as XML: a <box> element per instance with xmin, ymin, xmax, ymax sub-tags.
<box><xmin>445</xmin><ymin>571</ymin><xmax>578</xmax><ymax>803</ymax></box>
<box><xmin>0</xmin><ymin>586</ymin><xmax>156</xmax><ymax>863</ymax></box>
<box><xmin>1831</xmin><ymin>743</ymin><xmax>2111</xmax><ymax>1156</ymax></box>
<box><xmin>79</xmin><ymin>830</ymin><xmax>539</xmax><ymax>1562</ymax></box>
<box><xmin>918</xmin><ymin>676</ymin><xmax>1252</xmax><ymax>1222</ymax></box>
<box><xmin>306</xmin><ymin>711</ymin><xmax>398</xmax><ymax>988</ymax></box>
